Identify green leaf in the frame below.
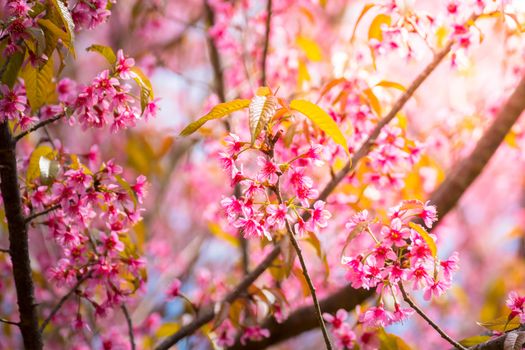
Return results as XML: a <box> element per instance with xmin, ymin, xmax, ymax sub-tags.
<box><xmin>87</xmin><ymin>44</ymin><xmax>117</xmax><ymax>65</ymax></box>
<box><xmin>458</xmin><ymin>335</ymin><xmax>491</xmax><ymax>347</ymax></box>
<box><xmin>408</xmin><ymin>222</ymin><xmax>437</xmax><ymax>258</ymax></box>
<box><xmin>21</xmin><ymin>56</ymin><xmax>57</xmax><ymax>112</ymax></box>
<box><xmin>27</xmin><ymin>145</ymin><xmax>55</xmax><ymax>186</ymax></box>
<box><xmin>179</xmin><ymin>99</ymin><xmax>250</xmax><ymax>136</ymax></box>
<box><xmin>48</xmin><ymin>0</ymin><xmax>75</xmax><ymax>56</ymax></box>
<box><xmin>249</xmin><ymin>89</ymin><xmax>277</xmax><ymax>144</ymax></box>
<box><xmin>130</xmin><ymin>66</ymin><xmax>154</xmax><ymax>113</ymax></box>
<box><xmin>289</xmin><ymin>99</ymin><xmax>349</xmax><ymax>155</ymax></box>
<box><xmin>477</xmin><ymin>315</ymin><xmax>521</xmax><ymax>332</ymax></box>
<box><xmin>1</xmin><ymin>50</ymin><xmax>25</xmax><ymax>88</ymax></box>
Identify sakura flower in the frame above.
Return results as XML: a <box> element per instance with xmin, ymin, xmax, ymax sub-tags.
<box><xmin>309</xmin><ymin>200</ymin><xmax>331</xmax><ymax>232</ymax></box>
<box><xmin>167</xmin><ymin>279</ymin><xmax>182</xmax><ymax>299</ymax></box>
<box><xmin>257</xmin><ymin>156</ymin><xmax>278</xmax><ymax>184</ymax></box>
<box><xmin>359</xmin><ymin>304</ymin><xmax>394</xmax><ymax>328</ymax></box>
<box><xmin>115</xmin><ymin>49</ymin><xmax>136</xmax><ymax>79</ymax></box>
<box><xmin>266</xmin><ymin>203</ymin><xmax>289</xmax><ymax>229</ymax></box>
<box><xmin>323</xmin><ymin>309</ymin><xmax>348</xmax><ymax>329</ymax></box>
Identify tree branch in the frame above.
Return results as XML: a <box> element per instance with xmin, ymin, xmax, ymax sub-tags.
<box><xmin>260</xmin><ymin>0</ymin><xmax>272</xmax><ymax>86</ymax></box>
<box><xmin>275</xmin><ymin>183</ymin><xmax>332</xmax><ymax>350</ymax></box>
<box><xmin>0</xmin><ymin>122</ymin><xmax>43</xmax><ymax>349</ymax></box>
<box><xmin>204</xmin><ymin>0</ymin><xmax>226</xmax><ymax>104</ymax></box>
<box><xmin>0</xmin><ymin>317</ymin><xmax>20</xmax><ymax>326</ymax></box>
<box><xmin>40</xmin><ymin>273</ymin><xmax>91</xmax><ymax>332</ymax></box>
<box><xmin>121</xmin><ymin>305</ymin><xmax>136</xmax><ymax>350</ymax></box>
<box><xmin>399</xmin><ymin>282</ymin><xmax>466</xmax><ymax>350</ymax></box>
<box><xmin>25</xmin><ymin>204</ymin><xmax>61</xmax><ymax>224</ymax></box>
<box><xmin>13</xmin><ymin>114</ymin><xmax>64</xmax><ymax>144</ymax></box>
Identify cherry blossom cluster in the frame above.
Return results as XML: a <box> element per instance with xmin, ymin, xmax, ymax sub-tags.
<box><xmin>1</xmin><ymin>0</ymin><xmax>117</xmax><ymax>58</ymax></box>
<box><xmin>0</xmin><ymin>49</ymin><xmax>157</xmax><ymax>132</ymax></box>
<box><xmin>57</xmin><ymin>50</ymin><xmax>156</xmax><ymax>132</ymax></box>
<box><xmin>219</xmin><ymin>132</ymin><xmax>331</xmax><ymax>241</ymax></box>
<box><xmin>22</xmin><ymin>146</ymin><xmax>147</xmax><ymax>328</ymax></box>
<box><xmin>342</xmin><ymin>200</ymin><xmax>459</xmax><ymax>328</ymax></box>
<box><xmin>71</xmin><ymin>0</ymin><xmax>115</xmax><ymax>30</ymax></box>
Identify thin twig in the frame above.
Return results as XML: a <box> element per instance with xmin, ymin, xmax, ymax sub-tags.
<box><xmin>398</xmin><ymin>283</ymin><xmax>467</xmax><ymax>350</ymax></box>
<box><xmin>0</xmin><ymin>318</ymin><xmax>20</xmax><ymax>326</ymax></box>
<box><xmin>260</xmin><ymin>0</ymin><xmax>272</xmax><ymax>86</ymax></box>
<box><xmin>13</xmin><ymin>114</ymin><xmax>64</xmax><ymax>144</ymax></box>
<box><xmin>0</xmin><ymin>248</ymin><xmax>9</xmax><ymax>254</ymax></box>
<box><xmin>275</xmin><ymin>183</ymin><xmax>333</xmax><ymax>350</ymax></box>
<box><xmin>40</xmin><ymin>273</ymin><xmax>91</xmax><ymax>332</ymax></box>
<box><xmin>25</xmin><ymin>204</ymin><xmax>61</xmax><ymax>224</ymax></box>
<box><xmin>121</xmin><ymin>305</ymin><xmax>136</xmax><ymax>350</ymax></box>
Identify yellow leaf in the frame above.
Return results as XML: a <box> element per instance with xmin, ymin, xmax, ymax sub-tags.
<box><xmin>87</xmin><ymin>44</ymin><xmax>116</xmax><ymax>64</ymax></box>
<box><xmin>363</xmin><ymin>88</ymin><xmax>382</xmax><ymax>116</ymax></box>
<box><xmin>505</xmin><ymin>129</ymin><xmax>519</xmax><ymax>148</ymax></box>
<box><xmin>21</xmin><ymin>56</ymin><xmax>57</xmax><ymax>112</ymax></box>
<box><xmin>351</xmin><ymin>3</ymin><xmax>376</xmax><ymax>42</ymax></box>
<box><xmin>289</xmin><ymin>99</ymin><xmax>349</xmax><ymax>155</ymax></box>
<box><xmin>156</xmin><ymin>322</ymin><xmax>180</xmax><ymax>338</ymax></box>
<box><xmin>458</xmin><ymin>336</ymin><xmax>491</xmax><ymax>347</ymax></box>
<box><xmin>179</xmin><ymin>99</ymin><xmax>250</xmax><ymax>136</ymax></box>
<box><xmin>297</xmin><ymin>59</ymin><xmax>311</xmax><ymax>88</ymax></box>
<box><xmin>26</xmin><ymin>145</ymin><xmax>55</xmax><ymax>186</ymax></box>
<box><xmin>477</xmin><ymin>315</ymin><xmax>521</xmax><ymax>332</ymax></box>
<box><xmin>296</xmin><ymin>36</ymin><xmax>323</xmax><ymax>62</ymax></box>
<box><xmin>435</xmin><ymin>26</ymin><xmax>449</xmax><ymax>49</ymax></box>
<box><xmin>208</xmin><ymin>223</ymin><xmax>239</xmax><ymax>247</ymax></box>
<box><xmin>375</xmin><ymin>80</ymin><xmax>406</xmax><ymax>91</ymax></box>
<box><xmin>378</xmin><ymin>329</ymin><xmax>413</xmax><ymax>350</ymax></box>
<box><xmin>369</xmin><ymin>14</ymin><xmax>391</xmax><ymax>42</ymax></box>
<box><xmin>249</xmin><ymin>93</ymin><xmax>277</xmax><ymax>144</ymax></box>
<box><xmin>408</xmin><ymin>222</ymin><xmax>437</xmax><ymax>258</ymax></box>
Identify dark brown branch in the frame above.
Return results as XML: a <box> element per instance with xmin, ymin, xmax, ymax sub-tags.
<box><xmin>260</xmin><ymin>0</ymin><xmax>272</xmax><ymax>86</ymax></box>
<box><xmin>0</xmin><ymin>122</ymin><xmax>43</xmax><ymax>349</ymax></box>
<box><xmin>399</xmin><ymin>283</ymin><xmax>466</xmax><ymax>350</ymax></box>
<box><xmin>0</xmin><ymin>248</ymin><xmax>9</xmax><ymax>254</ymax></box>
<box><xmin>39</xmin><ymin>273</ymin><xmax>91</xmax><ymax>332</ymax></box>
<box><xmin>13</xmin><ymin>114</ymin><xmax>64</xmax><ymax>143</ymax></box>
<box><xmin>121</xmin><ymin>305</ymin><xmax>136</xmax><ymax>350</ymax></box>
<box><xmin>25</xmin><ymin>204</ymin><xmax>61</xmax><ymax>224</ymax></box>
<box><xmin>0</xmin><ymin>318</ymin><xmax>20</xmax><ymax>326</ymax></box>
<box><xmin>204</xmin><ymin>0</ymin><xmax>226</xmax><ymax>103</ymax></box>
